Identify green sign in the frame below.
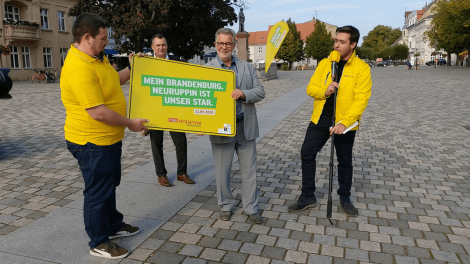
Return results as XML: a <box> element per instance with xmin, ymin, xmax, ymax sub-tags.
<box><xmin>141</xmin><ymin>75</ymin><xmax>226</xmax><ymax>108</ymax></box>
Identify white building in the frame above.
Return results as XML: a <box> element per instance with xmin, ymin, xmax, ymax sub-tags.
<box><xmin>403</xmin><ymin>1</ymin><xmax>457</xmax><ymax>65</ymax></box>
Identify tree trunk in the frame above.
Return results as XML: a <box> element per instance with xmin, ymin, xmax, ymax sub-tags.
<box><xmin>447</xmin><ymin>53</ymin><xmax>451</xmax><ymax>66</ymax></box>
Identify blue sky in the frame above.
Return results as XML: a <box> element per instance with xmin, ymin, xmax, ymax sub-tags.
<box><xmin>228</xmin><ymin>0</ymin><xmax>429</xmax><ymax>45</ymax></box>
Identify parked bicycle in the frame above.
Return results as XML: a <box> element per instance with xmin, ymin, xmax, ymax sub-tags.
<box><xmin>30</xmin><ymin>68</ymin><xmax>57</xmax><ymax>83</ymax></box>
<box><xmin>46</xmin><ymin>68</ymin><xmax>60</xmax><ymax>82</ymax></box>
<box><xmin>30</xmin><ymin>68</ymin><xmax>47</xmax><ymax>84</ymax></box>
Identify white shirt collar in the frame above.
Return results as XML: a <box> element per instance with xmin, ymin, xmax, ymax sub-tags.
<box><xmin>154</xmin><ymin>53</ymin><xmax>169</xmax><ymax>60</ymax></box>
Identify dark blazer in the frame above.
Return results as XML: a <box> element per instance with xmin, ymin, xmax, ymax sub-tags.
<box><xmin>205</xmin><ymin>57</ymin><xmax>265</xmax><ymax>144</ymax></box>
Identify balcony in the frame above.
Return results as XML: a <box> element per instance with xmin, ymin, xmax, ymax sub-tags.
<box><xmin>3</xmin><ymin>24</ymin><xmax>40</xmax><ymax>41</ymax></box>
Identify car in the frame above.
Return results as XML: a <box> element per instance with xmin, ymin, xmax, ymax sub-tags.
<box><xmin>376</xmin><ymin>61</ymin><xmax>384</xmax><ymax>67</ymax></box>
<box><xmin>425</xmin><ymin>59</ymin><xmax>447</xmax><ymax>66</ymax></box>
<box><xmin>383</xmin><ymin>60</ymin><xmax>393</xmax><ymax>66</ymax></box>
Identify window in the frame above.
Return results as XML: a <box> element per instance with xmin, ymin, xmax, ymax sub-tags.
<box><xmin>108</xmin><ymin>28</ymin><xmax>113</xmax><ymax>38</ymax></box>
<box><xmin>43</xmin><ymin>47</ymin><xmax>52</xmax><ymax>68</ymax></box>
<box><xmin>5</xmin><ymin>5</ymin><xmax>20</xmax><ymax>20</ymax></box>
<box><xmin>10</xmin><ymin>46</ymin><xmax>20</xmax><ymax>69</ymax></box>
<box><xmin>258</xmin><ymin>47</ymin><xmax>263</xmax><ymax>54</ymax></box>
<box><xmin>307</xmin><ymin>58</ymin><xmax>310</xmax><ymax>65</ymax></box>
<box><xmin>22</xmin><ymin>47</ymin><xmax>32</xmax><ymax>69</ymax></box>
<box><xmin>60</xmin><ymin>48</ymin><xmax>68</xmax><ymax>66</ymax></box>
<box><xmin>58</xmin><ymin>11</ymin><xmax>65</xmax><ymax>31</ymax></box>
<box><xmin>41</xmin><ymin>9</ymin><xmax>49</xmax><ymax>29</ymax></box>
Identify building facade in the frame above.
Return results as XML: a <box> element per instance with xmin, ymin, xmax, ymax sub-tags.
<box><xmin>403</xmin><ymin>1</ymin><xmax>457</xmax><ymax>65</ymax></box>
<box><xmin>1</xmin><ymin>0</ymin><xmax>76</xmax><ymax>81</ymax></box>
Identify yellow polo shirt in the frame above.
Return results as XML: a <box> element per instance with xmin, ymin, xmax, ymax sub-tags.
<box><xmin>61</xmin><ymin>44</ymin><xmax>126</xmax><ymax>146</ymax></box>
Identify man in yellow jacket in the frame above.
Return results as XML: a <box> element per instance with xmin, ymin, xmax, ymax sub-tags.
<box><xmin>288</xmin><ymin>25</ymin><xmax>372</xmax><ymax>216</ymax></box>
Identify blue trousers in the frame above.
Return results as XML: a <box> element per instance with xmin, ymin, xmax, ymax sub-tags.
<box><xmin>67</xmin><ymin>141</ymin><xmax>124</xmax><ymax>249</ymax></box>
<box><xmin>300</xmin><ymin>116</ymin><xmax>356</xmax><ymax>203</ymax></box>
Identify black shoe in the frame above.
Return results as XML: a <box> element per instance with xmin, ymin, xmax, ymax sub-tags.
<box><xmin>220</xmin><ymin>211</ymin><xmax>232</xmax><ymax>221</ymax></box>
<box><xmin>248</xmin><ymin>213</ymin><xmax>263</xmax><ymax>224</ymax></box>
<box><xmin>340</xmin><ymin>197</ymin><xmax>358</xmax><ymax>216</ymax></box>
<box><xmin>288</xmin><ymin>197</ymin><xmax>316</xmax><ymax>212</ymax></box>
<box><xmin>109</xmin><ymin>223</ymin><xmax>140</xmax><ymax>239</ymax></box>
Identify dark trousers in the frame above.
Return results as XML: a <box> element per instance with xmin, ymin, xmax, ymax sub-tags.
<box><xmin>66</xmin><ymin>141</ymin><xmax>124</xmax><ymax>249</ymax></box>
<box><xmin>149</xmin><ymin>130</ymin><xmax>187</xmax><ymax>176</ymax></box>
<box><xmin>300</xmin><ymin>116</ymin><xmax>356</xmax><ymax>203</ymax></box>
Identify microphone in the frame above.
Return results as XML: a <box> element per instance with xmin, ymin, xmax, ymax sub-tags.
<box><xmin>329</xmin><ymin>51</ymin><xmax>340</xmax><ymax>82</ymax></box>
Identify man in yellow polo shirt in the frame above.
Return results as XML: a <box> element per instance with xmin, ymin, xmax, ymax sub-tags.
<box><xmin>61</xmin><ymin>13</ymin><xmax>148</xmax><ymax>259</ymax></box>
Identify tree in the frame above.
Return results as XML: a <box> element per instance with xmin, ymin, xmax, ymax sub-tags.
<box><xmin>361</xmin><ymin>25</ymin><xmax>402</xmax><ymax>59</ymax></box>
<box><xmin>356</xmin><ymin>46</ymin><xmax>374</xmax><ymax>61</ymax></box>
<box><xmin>304</xmin><ymin>20</ymin><xmax>334</xmax><ymax>63</ymax></box>
<box><xmin>69</xmin><ymin>0</ymin><xmax>246</xmax><ymax>60</ymax></box>
<box><xmin>277</xmin><ymin>18</ymin><xmax>304</xmax><ymax>70</ymax></box>
<box><xmin>391</xmin><ymin>44</ymin><xmax>409</xmax><ymax>62</ymax></box>
<box><xmin>424</xmin><ymin>0</ymin><xmax>470</xmax><ymax>66</ymax></box>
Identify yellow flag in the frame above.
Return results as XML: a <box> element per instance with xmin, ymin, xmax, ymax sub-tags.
<box><xmin>265</xmin><ymin>21</ymin><xmax>289</xmax><ymax>73</ymax></box>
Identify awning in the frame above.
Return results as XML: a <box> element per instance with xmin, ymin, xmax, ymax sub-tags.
<box><xmin>104</xmin><ymin>49</ymin><xmax>119</xmax><ymax>55</ymax></box>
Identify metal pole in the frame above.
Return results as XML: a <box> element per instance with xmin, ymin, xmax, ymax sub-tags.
<box><xmin>327</xmin><ymin>63</ymin><xmax>339</xmax><ymax>226</ymax></box>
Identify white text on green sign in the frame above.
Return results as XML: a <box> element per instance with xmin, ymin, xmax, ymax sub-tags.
<box><xmin>141</xmin><ymin>75</ymin><xmax>228</xmax><ymax>108</ymax></box>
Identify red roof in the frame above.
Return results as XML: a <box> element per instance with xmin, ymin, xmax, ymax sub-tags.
<box><xmin>267</xmin><ymin>21</ymin><xmax>316</xmax><ymax>41</ymax></box>
<box><xmin>417</xmin><ymin>9</ymin><xmax>426</xmax><ymax>20</ymax></box>
<box><xmin>247</xmin><ymin>31</ymin><xmax>269</xmax><ymax>45</ymax></box>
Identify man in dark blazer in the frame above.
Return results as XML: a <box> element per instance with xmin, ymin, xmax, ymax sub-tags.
<box><xmin>149</xmin><ymin>34</ymin><xmax>194</xmax><ymax>187</ymax></box>
<box><xmin>205</xmin><ymin>28</ymin><xmax>265</xmax><ymax>224</ymax></box>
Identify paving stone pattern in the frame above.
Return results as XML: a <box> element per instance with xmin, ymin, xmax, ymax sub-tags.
<box><xmin>128</xmin><ymin>66</ymin><xmax>470</xmax><ymax>263</ymax></box>
<box><xmin>2</xmin><ymin>66</ymin><xmax>470</xmax><ymax>263</ymax></box>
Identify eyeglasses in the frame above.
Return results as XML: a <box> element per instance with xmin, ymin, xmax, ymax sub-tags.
<box><xmin>216</xmin><ymin>42</ymin><xmax>234</xmax><ymax>48</ymax></box>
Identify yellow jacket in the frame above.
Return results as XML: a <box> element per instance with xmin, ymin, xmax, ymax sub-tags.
<box><xmin>306</xmin><ymin>51</ymin><xmax>372</xmax><ymax>130</ymax></box>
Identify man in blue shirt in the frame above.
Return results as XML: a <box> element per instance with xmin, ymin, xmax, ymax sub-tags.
<box><xmin>205</xmin><ymin>28</ymin><xmax>265</xmax><ymax>224</ymax></box>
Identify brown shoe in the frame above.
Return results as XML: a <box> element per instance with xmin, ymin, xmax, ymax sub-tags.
<box><xmin>158</xmin><ymin>176</ymin><xmax>171</xmax><ymax>187</ymax></box>
<box><xmin>177</xmin><ymin>174</ymin><xmax>195</xmax><ymax>184</ymax></box>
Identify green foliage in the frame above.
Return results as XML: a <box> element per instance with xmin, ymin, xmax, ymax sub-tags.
<box><xmin>281</xmin><ymin>64</ymin><xmax>289</xmax><ymax>71</ymax></box>
<box><xmin>361</xmin><ymin>25</ymin><xmax>401</xmax><ymax>60</ymax></box>
<box><xmin>69</xmin><ymin>0</ymin><xmax>246</xmax><ymax>60</ymax></box>
<box><xmin>392</xmin><ymin>44</ymin><xmax>409</xmax><ymax>61</ymax></box>
<box><xmin>424</xmin><ymin>0</ymin><xmax>470</xmax><ymax>55</ymax></box>
<box><xmin>356</xmin><ymin>46</ymin><xmax>374</xmax><ymax>60</ymax></box>
<box><xmin>304</xmin><ymin>20</ymin><xmax>334</xmax><ymax>62</ymax></box>
<box><xmin>277</xmin><ymin>18</ymin><xmax>304</xmax><ymax>70</ymax></box>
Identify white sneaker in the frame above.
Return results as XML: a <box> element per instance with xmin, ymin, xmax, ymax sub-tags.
<box><xmin>90</xmin><ymin>241</ymin><xmax>129</xmax><ymax>259</ymax></box>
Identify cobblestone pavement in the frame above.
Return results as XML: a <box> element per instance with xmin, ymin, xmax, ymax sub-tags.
<box><xmin>2</xmin><ymin>66</ymin><xmax>470</xmax><ymax>264</ymax></box>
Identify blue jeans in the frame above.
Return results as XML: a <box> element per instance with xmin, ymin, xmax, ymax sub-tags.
<box><xmin>67</xmin><ymin>140</ymin><xmax>124</xmax><ymax>249</ymax></box>
<box><xmin>300</xmin><ymin>116</ymin><xmax>356</xmax><ymax>202</ymax></box>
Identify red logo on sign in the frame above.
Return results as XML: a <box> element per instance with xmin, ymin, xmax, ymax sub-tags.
<box><xmin>168</xmin><ymin>118</ymin><xmax>178</xmax><ymax>123</ymax></box>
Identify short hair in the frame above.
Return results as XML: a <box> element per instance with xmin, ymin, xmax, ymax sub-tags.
<box><xmin>214</xmin><ymin>28</ymin><xmax>237</xmax><ymax>44</ymax></box>
<box><xmin>336</xmin><ymin>25</ymin><xmax>360</xmax><ymax>48</ymax></box>
<box><xmin>72</xmin><ymin>13</ymin><xmax>109</xmax><ymax>44</ymax></box>
<box><xmin>151</xmin><ymin>34</ymin><xmax>167</xmax><ymax>45</ymax></box>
